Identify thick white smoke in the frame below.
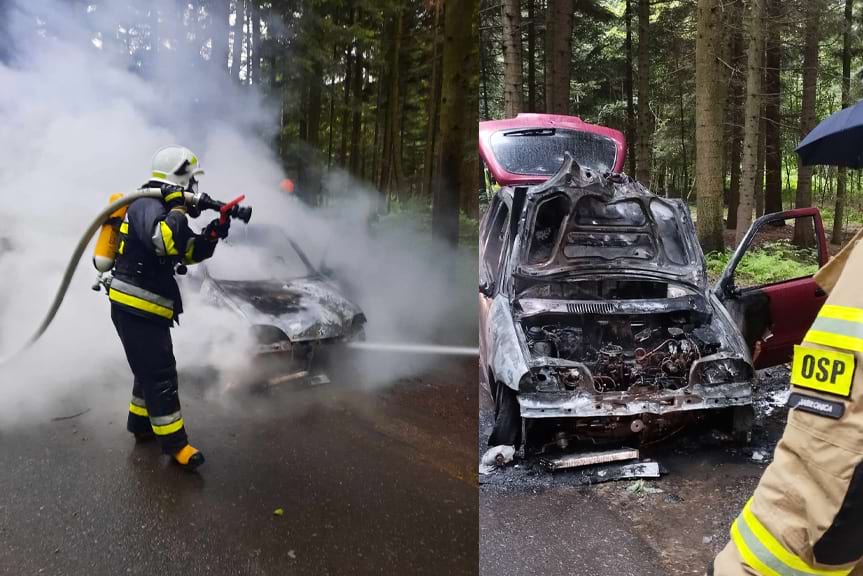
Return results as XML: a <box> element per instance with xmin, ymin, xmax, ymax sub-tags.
<box><xmin>0</xmin><ymin>0</ymin><xmax>476</xmax><ymax>425</ymax></box>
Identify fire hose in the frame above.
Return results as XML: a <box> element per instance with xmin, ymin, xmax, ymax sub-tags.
<box><xmin>0</xmin><ymin>190</ymin><xmax>251</xmax><ymax>366</ymax></box>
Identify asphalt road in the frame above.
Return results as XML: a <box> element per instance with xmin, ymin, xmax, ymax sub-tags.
<box><xmin>478</xmin><ymin>390</ymin><xmax>666</xmax><ymax>576</ymax></box>
<box><xmin>0</xmin><ymin>356</ymin><xmax>478</xmax><ymax>576</ymax></box>
<box><xmin>479</xmin><ymin>367</ymin><xmax>791</xmax><ymax>576</ymax></box>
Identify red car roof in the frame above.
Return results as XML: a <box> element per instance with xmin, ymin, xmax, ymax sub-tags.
<box><xmin>478</xmin><ymin>114</ymin><xmax>627</xmax><ymax>186</ymax></box>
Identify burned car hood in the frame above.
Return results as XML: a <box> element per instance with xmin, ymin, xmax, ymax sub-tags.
<box><xmin>208</xmin><ymin>277</ymin><xmax>362</xmax><ymax>342</ymax></box>
<box><xmin>512</xmin><ymin>155</ymin><xmax>708</xmax><ymax>290</ymax></box>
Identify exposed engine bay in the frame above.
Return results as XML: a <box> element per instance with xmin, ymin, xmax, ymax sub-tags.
<box><xmin>522</xmin><ymin>309</ymin><xmax>723</xmax><ymax>393</ymax></box>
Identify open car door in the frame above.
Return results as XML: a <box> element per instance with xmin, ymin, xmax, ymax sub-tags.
<box><xmin>714</xmin><ymin>208</ymin><xmax>829</xmax><ymax>369</ymax></box>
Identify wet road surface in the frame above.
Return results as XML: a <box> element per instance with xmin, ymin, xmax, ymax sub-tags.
<box><xmin>478</xmin><ymin>388</ymin><xmax>666</xmax><ymax>576</ymax></box>
<box><xmin>479</xmin><ymin>367</ymin><xmax>791</xmax><ymax>576</ymax></box>
<box><xmin>0</xmin><ymin>357</ymin><xmax>478</xmax><ymax>576</ymax></box>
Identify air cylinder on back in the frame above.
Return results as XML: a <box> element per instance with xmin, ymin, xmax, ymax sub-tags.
<box><xmin>92</xmin><ymin>193</ymin><xmax>128</xmax><ymax>273</ymax></box>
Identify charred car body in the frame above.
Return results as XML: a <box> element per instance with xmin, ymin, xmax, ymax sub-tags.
<box><xmin>188</xmin><ymin>225</ymin><xmax>366</xmax><ymax>384</ymax></box>
<box><xmin>479</xmin><ymin>114</ymin><xmax>829</xmax><ymax>453</ymax></box>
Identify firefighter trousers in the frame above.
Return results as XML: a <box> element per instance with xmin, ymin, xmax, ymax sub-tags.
<box><xmin>714</xmin><ymin>236</ymin><xmax>863</xmax><ymax>576</ymax></box>
<box><xmin>111</xmin><ymin>305</ymin><xmax>188</xmax><ymax>454</ymax></box>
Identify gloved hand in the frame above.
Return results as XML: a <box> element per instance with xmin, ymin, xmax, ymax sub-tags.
<box><xmin>204</xmin><ymin>217</ymin><xmax>230</xmax><ymax>240</ymax></box>
<box><xmin>160</xmin><ymin>185</ymin><xmax>187</xmax><ymax>211</ymax></box>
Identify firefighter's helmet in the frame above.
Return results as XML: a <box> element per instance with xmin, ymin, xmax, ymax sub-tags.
<box><xmin>150</xmin><ymin>146</ymin><xmax>205</xmax><ymax>189</ymax></box>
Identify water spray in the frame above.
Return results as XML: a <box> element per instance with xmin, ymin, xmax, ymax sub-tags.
<box><xmin>347</xmin><ymin>341</ymin><xmax>479</xmax><ymax>357</ymax></box>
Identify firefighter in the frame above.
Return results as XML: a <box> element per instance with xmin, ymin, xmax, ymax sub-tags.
<box><xmin>713</xmin><ymin>229</ymin><xmax>863</xmax><ymax>575</ymax></box>
<box><xmin>109</xmin><ymin>145</ymin><xmax>230</xmax><ymax>471</ymax></box>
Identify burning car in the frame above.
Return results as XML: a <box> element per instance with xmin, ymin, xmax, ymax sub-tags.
<box><xmin>189</xmin><ymin>225</ymin><xmax>366</xmax><ymax>385</ymax></box>
<box><xmin>479</xmin><ymin>114</ymin><xmax>829</xmax><ymax>453</ymax></box>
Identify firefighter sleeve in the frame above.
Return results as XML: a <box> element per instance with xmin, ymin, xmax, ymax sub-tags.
<box><xmin>181</xmin><ymin>233</ymin><xmax>218</xmax><ymax>265</ymax></box>
<box><xmin>714</xmin><ymin>239</ymin><xmax>863</xmax><ymax>576</ymax></box>
<box><xmin>150</xmin><ymin>207</ymin><xmax>192</xmax><ymax>259</ymax></box>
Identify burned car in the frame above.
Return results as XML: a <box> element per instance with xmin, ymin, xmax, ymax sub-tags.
<box><xmin>479</xmin><ymin>114</ymin><xmax>829</xmax><ymax>453</ymax></box>
<box><xmin>191</xmin><ymin>225</ymin><xmax>366</xmax><ymax>385</ymax></box>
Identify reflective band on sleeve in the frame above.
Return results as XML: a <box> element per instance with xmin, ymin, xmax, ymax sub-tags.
<box><xmin>818</xmin><ymin>305</ymin><xmax>863</xmax><ymax>325</ymax></box>
<box><xmin>130</xmin><ymin>396</ymin><xmax>147</xmax><ymax>407</ymax></box>
<box><xmin>730</xmin><ymin>500</ymin><xmax>853</xmax><ymax>576</ymax></box>
<box><xmin>163</xmin><ymin>191</ymin><xmax>183</xmax><ymax>203</ymax></box>
<box><xmin>153</xmin><ymin>221</ymin><xmax>179</xmax><ymax>256</ymax></box>
<box><xmin>152</xmin><ymin>170</ymin><xmax>168</xmax><ymax>179</ymax></box>
<box><xmin>804</xmin><ymin>330</ymin><xmax>863</xmax><ymax>354</ymax></box>
<box><xmin>119</xmin><ymin>221</ymin><xmax>129</xmax><ymax>234</ymax></box>
<box><xmin>129</xmin><ymin>403</ymin><xmax>148</xmax><ymax>417</ymax></box>
<box><xmin>184</xmin><ymin>238</ymin><xmax>196</xmax><ymax>264</ymax></box>
<box><xmin>151</xmin><ymin>417</ymin><xmax>184</xmax><ymax>436</ymax></box>
<box><xmin>803</xmin><ymin>304</ymin><xmax>863</xmax><ymax>353</ymax></box>
<box><xmin>118</xmin><ymin>240</ymin><xmax>125</xmax><ymax>255</ymax></box>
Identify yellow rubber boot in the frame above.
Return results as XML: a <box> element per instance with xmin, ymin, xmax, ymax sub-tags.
<box><xmin>173</xmin><ymin>444</ymin><xmax>205</xmax><ymax>471</ymax></box>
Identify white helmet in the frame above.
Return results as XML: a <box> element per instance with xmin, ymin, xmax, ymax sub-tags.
<box><xmin>150</xmin><ymin>145</ymin><xmax>205</xmax><ymax>189</ymax></box>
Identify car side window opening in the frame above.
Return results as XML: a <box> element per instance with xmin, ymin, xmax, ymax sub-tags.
<box><xmin>650</xmin><ymin>199</ymin><xmax>688</xmax><ymax>266</ymax></box>
<box><xmin>528</xmin><ymin>194</ymin><xmax>571</xmax><ymax>265</ymax></box>
<box><xmin>732</xmin><ymin>216</ymin><xmax>820</xmax><ymax>290</ymax></box>
<box><xmin>479</xmin><ymin>196</ymin><xmax>498</xmax><ymax>245</ymax></box>
<box><xmin>483</xmin><ymin>201</ymin><xmax>510</xmax><ymax>283</ymax></box>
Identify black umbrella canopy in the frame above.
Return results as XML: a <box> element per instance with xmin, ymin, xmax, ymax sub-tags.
<box><xmin>796</xmin><ymin>100</ymin><xmax>863</xmax><ymax>168</ymax></box>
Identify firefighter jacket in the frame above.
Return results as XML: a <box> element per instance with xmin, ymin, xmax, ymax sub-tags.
<box><xmin>714</xmin><ymin>228</ymin><xmax>863</xmax><ymax>576</ymax></box>
<box><xmin>109</xmin><ymin>188</ymin><xmax>217</xmax><ymax>324</ymax></box>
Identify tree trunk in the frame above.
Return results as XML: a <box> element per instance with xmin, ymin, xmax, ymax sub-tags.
<box><xmin>793</xmin><ymin>0</ymin><xmax>822</xmax><ymax>247</ymax></box>
<box><xmin>433</xmin><ymin>0</ymin><xmax>477</xmax><ymax>246</ymax></box>
<box><xmin>250</xmin><ymin>0</ymin><xmax>260</xmax><ymax>84</ymax></box>
<box><xmin>724</xmin><ymin>0</ymin><xmax>744</xmax><ymax>230</ymax></box>
<box><xmin>755</xmin><ymin>110</ymin><xmax>766</xmax><ymax>217</ymax></box>
<box><xmin>480</xmin><ymin>20</ymin><xmax>490</xmax><ymax>119</ymax></box>
<box><xmin>339</xmin><ymin>6</ymin><xmax>355</xmax><ymax>166</ymax></box>
<box><xmin>327</xmin><ymin>44</ymin><xmax>338</xmax><ymax>167</ymax></box>
<box><xmin>527</xmin><ymin>0</ymin><xmax>537</xmax><ymax>112</ymax></box>
<box><xmin>307</xmin><ymin>64</ymin><xmax>323</xmax><ymax>149</ymax></box>
<box><xmin>544</xmin><ymin>0</ymin><xmax>573</xmax><ymax>114</ymax></box>
<box><xmin>462</xmin><ymin>12</ymin><xmax>481</xmax><ymax>219</ymax></box>
<box><xmin>350</xmin><ymin>41</ymin><xmax>364</xmax><ymax>176</ymax></box>
<box><xmin>763</xmin><ymin>0</ymin><xmax>783</xmax><ymax>216</ymax></box>
<box><xmin>625</xmin><ymin>0</ymin><xmax>636</xmax><ymax>176</ymax></box>
<box><xmin>502</xmin><ymin>0</ymin><xmax>524</xmax><ymax>117</ymax></box>
<box><xmin>735</xmin><ymin>0</ymin><xmax>765</xmax><ymax>246</ymax></box>
<box><xmin>211</xmin><ymin>0</ymin><xmax>230</xmax><ymax>72</ymax></box>
<box><xmin>424</xmin><ymin>2</ymin><xmax>444</xmax><ymax>197</ymax></box>
<box><xmin>339</xmin><ymin>47</ymin><xmax>353</xmax><ymax>165</ymax></box>
<box><xmin>231</xmin><ymin>0</ymin><xmax>245</xmax><ymax>82</ymax></box>
<box><xmin>833</xmin><ymin>0</ymin><xmax>854</xmax><ymax>244</ymax></box>
<box><xmin>380</xmin><ymin>6</ymin><xmax>404</xmax><ymax>195</ymax></box>
<box><xmin>635</xmin><ymin>0</ymin><xmax>651</xmax><ymax>185</ymax></box>
<box><xmin>695</xmin><ymin>0</ymin><xmax>727</xmax><ymax>253</ymax></box>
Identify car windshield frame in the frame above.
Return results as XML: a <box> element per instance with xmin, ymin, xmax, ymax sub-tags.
<box><xmin>204</xmin><ymin>229</ymin><xmax>317</xmax><ymax>282</ymax></box>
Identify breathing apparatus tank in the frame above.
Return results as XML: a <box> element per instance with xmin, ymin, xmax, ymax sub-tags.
<box><xmin>92</xmin><ymin>193</ymin><xmax>128</xmax><ymax>273</ymax></box>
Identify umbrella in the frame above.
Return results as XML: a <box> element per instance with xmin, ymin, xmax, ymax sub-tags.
<box><xmin>796</xmin><ymin>100</ymin><xmax>863</xmax><ymax>167</ymax></box>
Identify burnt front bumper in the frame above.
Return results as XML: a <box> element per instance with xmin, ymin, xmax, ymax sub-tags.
<box><xmin>518</xmin><ymin>382</ymin><xmax>752</xmax><ymax>419</ymax></box>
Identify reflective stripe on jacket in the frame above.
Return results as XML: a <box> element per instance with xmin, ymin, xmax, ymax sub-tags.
<box><xmin>715</xmin><ymin>237</ymin><xmax>863</xmax><ymax>576</ymax></box>
<box><xmin>110</xmin><ymin>188</ymin><xmax>217</xmax><ymax>323</ymax></box>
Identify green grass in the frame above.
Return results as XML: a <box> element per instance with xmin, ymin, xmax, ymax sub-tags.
<box><xmin>705</xmin><ymin>239</ymin><xmax>819</xmax><ymax>286</ymax></box>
